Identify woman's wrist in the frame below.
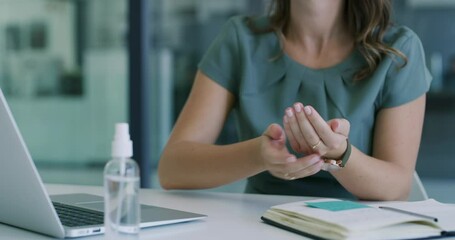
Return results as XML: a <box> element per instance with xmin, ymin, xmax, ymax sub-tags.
<box><xmin>321</xmin><ymin>139</ymin><xmax>351</xmax><ymax>171</ymax></box>
<box><xmin>336</xmin><ymin>139</ymin><xmax>351</xmax><ymax>167</ymax></box>
<box><xmin>323</xmin><ymin>138</ymin><xmax>348</xmax><ymax>160</ymax></box>
<box><xmin>255</xmin><ymin>136</ymin><xmax>269</xmax><ymax>171</ymax></box>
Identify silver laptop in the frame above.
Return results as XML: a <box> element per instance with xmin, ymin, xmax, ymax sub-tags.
<box><xmin>0</xmin><ymin>89</ymin><xmax>206</xmax><ymax>238</ymax></box>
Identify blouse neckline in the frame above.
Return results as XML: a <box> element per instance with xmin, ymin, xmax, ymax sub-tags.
<box><xmin>282</xmin><ymin>47</ymin><xmax>362</xmax><ymax>76</ymax></box>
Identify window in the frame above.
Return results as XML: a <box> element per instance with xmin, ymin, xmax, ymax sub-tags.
<box><xmin>0</xmin><ymin>0</ymin><xmax>128</xmax><ymax>185</ymax></box>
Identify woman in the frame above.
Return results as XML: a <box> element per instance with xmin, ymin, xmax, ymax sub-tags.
<box><xmin>158</xmin><ymin>0</ymin><xmax>431</xmax><ymax>200</ymax></box>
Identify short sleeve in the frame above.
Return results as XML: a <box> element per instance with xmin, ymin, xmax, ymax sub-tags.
<box><xmin>198</xmin><ymin>17</ymin><xmax>241</xmax><ymax>95</ymax></box>
<box><xmin>381</xmin><ymin>31</ymin><xmax>432</xmax><ymax>108</ymax></box>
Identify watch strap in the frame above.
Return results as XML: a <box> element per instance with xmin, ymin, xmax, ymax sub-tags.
<box><xmin>339</xmin><ymin>139</ymin><xmax>351</xmax><ymax>167</ymax></box>
<box><xmin>322</xmin><ymin>139</ymin><xmax>351</xmax><ymax>171</ymax></box>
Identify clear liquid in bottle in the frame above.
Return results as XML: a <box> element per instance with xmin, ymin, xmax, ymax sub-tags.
<box><xmin>104</xmin><ymin>123</ymin><xmax>140</xmax><ymax>239</ymax></box>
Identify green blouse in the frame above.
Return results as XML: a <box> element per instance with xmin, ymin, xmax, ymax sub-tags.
<box><xmin>198</xmin><ymin>16</ymin><xmax>432</xmax><ymax>199</ymax></box>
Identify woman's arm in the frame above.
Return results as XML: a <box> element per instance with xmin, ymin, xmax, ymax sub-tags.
<box><xmin>158</xmin><ymin>71</ymin><xmax>310</xmax><ymax>189</ymax></box>
<box><xmin>332</xmin><ymin>95</ymin><xmax>426</xmax><ymax>201</ymax></box>
<box><xmin>158</xmin><ymin>71</ymin><xmax>262</xmax><ymax>189</ymax></box>
<box><xmin>283</xmin><ymin>95</ymin><xmax>426</xmax><ymax>200</ymax></box>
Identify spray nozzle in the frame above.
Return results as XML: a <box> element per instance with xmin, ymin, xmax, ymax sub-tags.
<box><xmin>112</xmin><ymin>123</ymin><xmax>133</xmax><ymax>158</ymax></box>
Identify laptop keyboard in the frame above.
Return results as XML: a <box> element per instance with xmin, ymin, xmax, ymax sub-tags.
<box><xmin>53</xmin><ymin>202</ymin><xmax>104</xmax><ymax>227</ymax></box>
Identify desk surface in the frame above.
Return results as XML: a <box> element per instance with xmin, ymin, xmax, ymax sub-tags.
<box><xmin>0</xmin><ymin>184</ymin><xmax>311</xmax><ymax>240</ymax></box>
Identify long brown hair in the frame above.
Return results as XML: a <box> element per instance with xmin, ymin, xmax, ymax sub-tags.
<box><xmin>248</xmin><ymin>0</ymin><xmax>407</xmax><ymax>80</ymax></box>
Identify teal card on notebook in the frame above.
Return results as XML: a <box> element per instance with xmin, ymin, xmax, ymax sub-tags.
<box><xmin>306</xmin><ymin>200</ymin><xmax>370</xmax><ymax>211</ymax></box>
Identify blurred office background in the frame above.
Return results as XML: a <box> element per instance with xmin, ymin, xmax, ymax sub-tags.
<box><xmin>0</xmin><ymin>0</ymin><xmax>454</xmax><ymax>202</ymax></box>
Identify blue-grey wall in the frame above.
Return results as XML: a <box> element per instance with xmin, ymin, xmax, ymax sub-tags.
<box><xmin>393</xmin><ymin>1</ymin><xmax>455</xmax><ymax>73</ymax></box>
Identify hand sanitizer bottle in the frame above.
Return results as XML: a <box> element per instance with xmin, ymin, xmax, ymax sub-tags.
<box><xmin>104</xmin><ymin>123</ymin><xmax>140</xmax><ymax>239</ymax></box>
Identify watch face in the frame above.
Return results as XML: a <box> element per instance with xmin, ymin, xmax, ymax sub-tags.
<box><xmin>321</xmin><ymin>159</ymin><xmax>342</xmax><ymax>172</ymax></box>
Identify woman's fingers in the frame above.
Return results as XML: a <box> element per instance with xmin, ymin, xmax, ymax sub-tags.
<box><xmin>261</xmin><ymin>124</ymin><xmax>322</xmax><ymax>180</ymax></box>
<box><xmin>281</xmin><ymin>102</ymin><xmax>351</xmax><ymax>160</ymax></box>
<box><xmin>283</xmin><ymin>115</ymin><xmax>302</xmax><ymax>153</ymax></box>
<box><xmin>328</xmin><ymin>118</ymin><xmax>350</xmax><ymax>137</ymax></box>
<box><xmin>288</xmin><ymin>157</ymin><xmax>324</xmax><ymax>179</ymax></box>
<box><xmin>261</xmin><ymin>126</ymin><xmax>322</xmax><ymax>180</ymax></box>
<box><xmin>303</xmin><ymin>105</ymin><xmax>344</xmax><ymax>150</ymax></box>
<box><xmin>282</xmin><ymin>102</ymin><xmax>351</xmax><ymax>160</ymax></box>
<box><xmin>269</xmin><ymin>154</ymin><xmax>323</xmax><ymax>180</ymax></box>
<box><xmin>303</xmin><ymin>106</ymin><xmax>349</xmax><ymax>159</ymax></box>
<box><xmin>261</xmin><ymin>124</ymin><xmax>298</xmax><ymax>179</ymax></box>
<box><xmin>294</xmin><ymin>103</ymin><xmax>321</xmax><ymax>148</ymax></box>
<box><xmin>283</xmin><ymin>103</ymin><xmax>326</xmax><ymax>154</ymax></box>
<box><xmin>284</xmin><ymin>107</ymin><xmax>307</xmax><ymax>151</ymax></box>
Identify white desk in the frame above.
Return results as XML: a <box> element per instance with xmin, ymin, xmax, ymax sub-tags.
<box><xmin>0</xmin><ymin>184</ymin><xmax>311</xmax><ymax>240</ymax></box>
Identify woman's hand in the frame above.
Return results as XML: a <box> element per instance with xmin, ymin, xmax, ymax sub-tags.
<box><xmin>260</xmin><ymin>123</ymin><xmax>323</xmax><ymax>180</ymax></box>
<box><xmin>283</xmin><ymin>102</ymin><xmax>350</xmax><ymax>160</ymax></box>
